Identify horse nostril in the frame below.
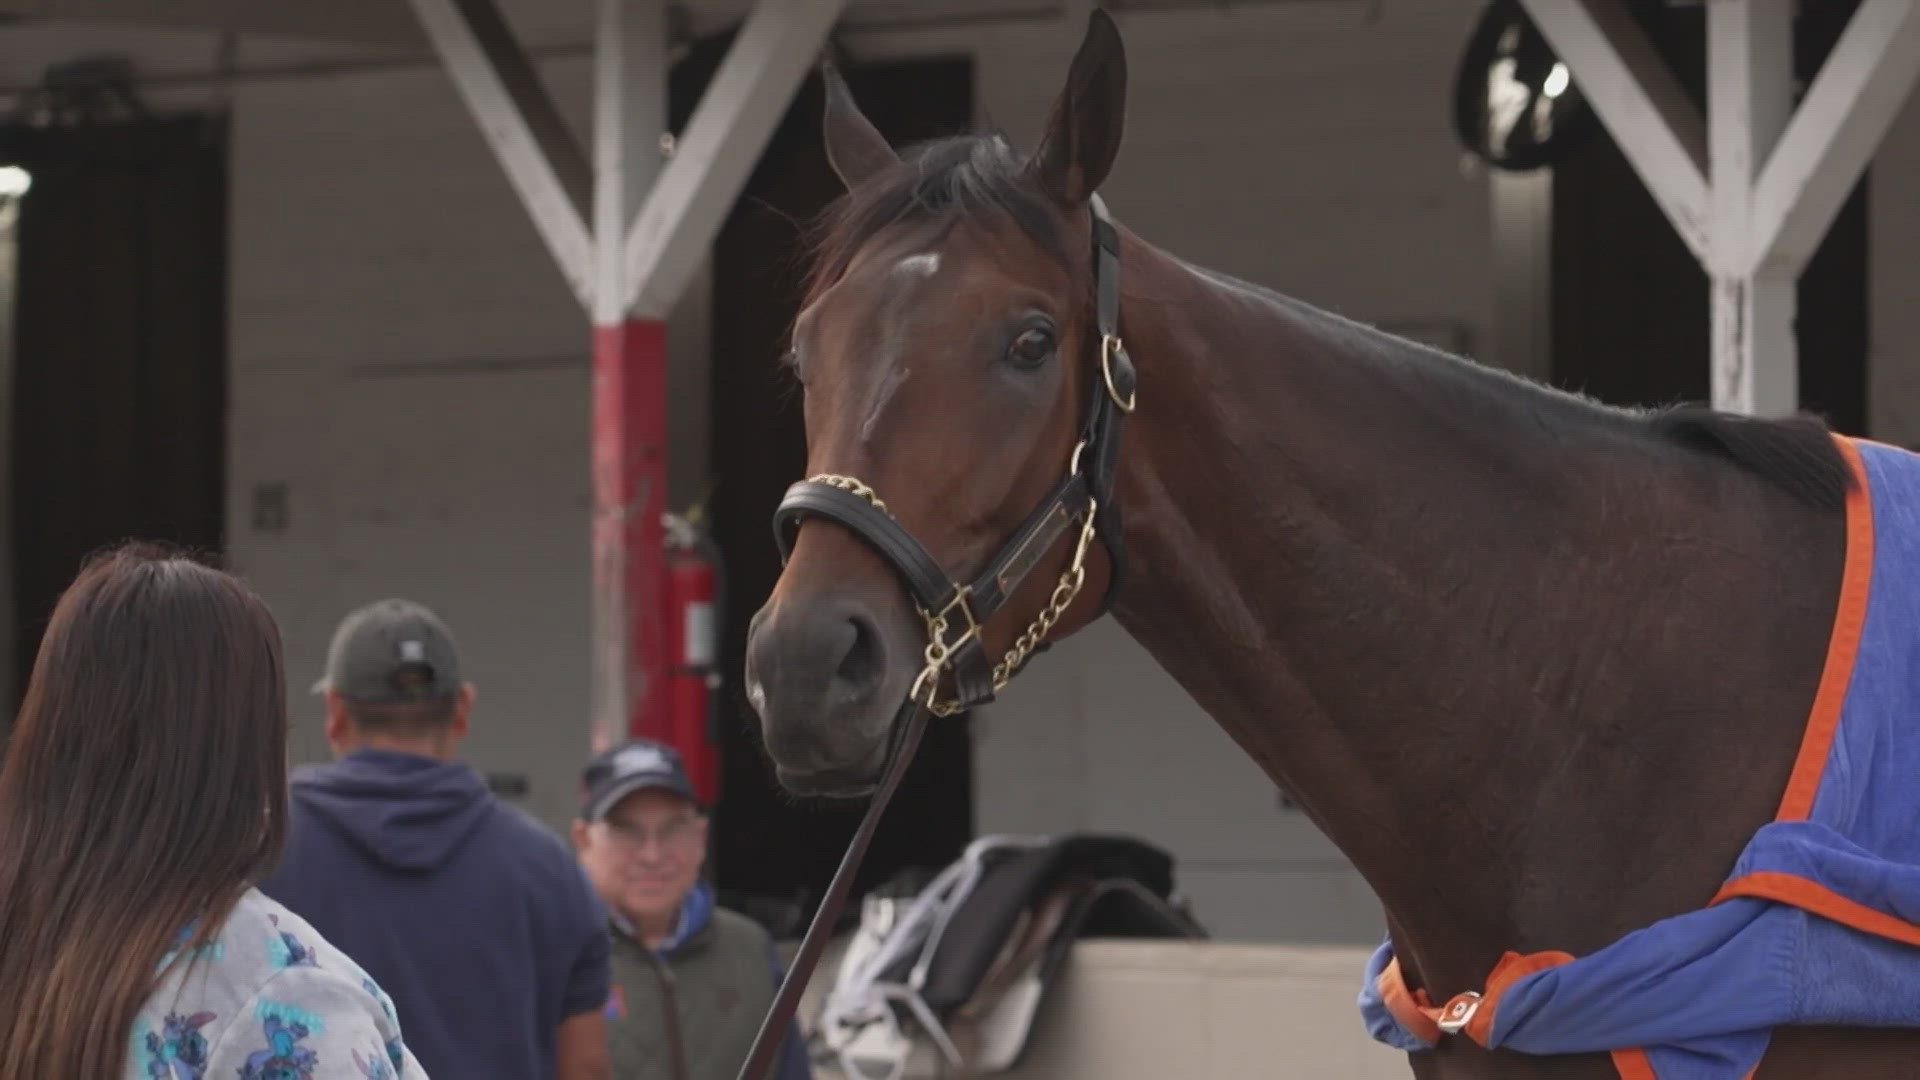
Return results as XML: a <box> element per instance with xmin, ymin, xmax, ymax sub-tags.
<box><xmin>835</xmin><ymin>613</ymin><xmax>884</xmax><ymax>697</ymax></box>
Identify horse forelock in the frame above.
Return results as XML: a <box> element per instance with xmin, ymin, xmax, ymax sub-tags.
<box><xmin>802</xmin><ymin>133</ymin><xmax>1070</xmax><ymax>312</ymax></box>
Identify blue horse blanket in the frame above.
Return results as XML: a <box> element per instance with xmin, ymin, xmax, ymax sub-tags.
<box><xmin>1358</xmin><ymin>437</ymin><xmax>1920</xmax><ymax>1078</ymax></box>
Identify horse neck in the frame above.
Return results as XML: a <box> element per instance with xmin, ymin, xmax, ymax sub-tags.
<box><xmin>1100</xmin><ymin>233</ymin><xmax>1835</xmax><ymax>990</ymax></box>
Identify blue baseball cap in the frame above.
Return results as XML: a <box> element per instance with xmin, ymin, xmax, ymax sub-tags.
<box><xmin>580</xmin><ymin>739</ymin><xmax>701</xmax><ymax>820</ymax></box>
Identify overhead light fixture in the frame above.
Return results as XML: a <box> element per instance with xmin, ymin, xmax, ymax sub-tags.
<box><xmin>0</xmin><ymin>166</ymin><xmax>31</xmax><ymax>199</ymax></box>
<box><xmin>1543</xmin><ymin>61</ymin><xmax>1571</xmax><ymax>99</ymax></box>
<box><xmin>1453</xmin><ymin>1</ymin><xmax>1598</xmax><ymax>172</ymax></box>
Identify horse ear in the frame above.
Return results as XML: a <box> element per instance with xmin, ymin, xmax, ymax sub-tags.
<box><xmin>1028</xmin><ymin>8</ymin><xmax>1128</xmax><ymax>206</ymax></box>
<box><xmin>822</xmin><ymin>63</ymin><xmax>898</xmax><ymax>189</ymax></box>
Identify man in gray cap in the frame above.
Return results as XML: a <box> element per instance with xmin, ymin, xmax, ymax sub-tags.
<box><xmin>260</xmin><ymin>598</ymin><xmax>615</xmax><ymax>1080</ymax></box>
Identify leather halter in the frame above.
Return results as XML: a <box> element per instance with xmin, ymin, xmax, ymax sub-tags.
<box><xmin>771</xmin><ymin>193</ymin><xmax>1136</xmax><ymax>715</ymax></box>
<box><xmin>734</xmin><ymin>195</ymin><xmax>1137</xmax><ymax>1080</ymax></box>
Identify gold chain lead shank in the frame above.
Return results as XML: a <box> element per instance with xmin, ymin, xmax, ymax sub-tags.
<box><xmin>809</xmin><ymin>474</ymin><xmax>1097</xmax><ymax>718</ymax></box>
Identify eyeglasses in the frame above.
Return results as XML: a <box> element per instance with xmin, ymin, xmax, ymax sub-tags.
<box><xmin>602</xmin><ymin>814</ymin><xmax>704</xmax><ymax>851</ymax></box>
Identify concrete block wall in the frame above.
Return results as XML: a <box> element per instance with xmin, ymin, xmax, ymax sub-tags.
<box><xmin>224</xmin><ymin>54</ymin><xmax>599</xmax><ymax>826</ymax></box>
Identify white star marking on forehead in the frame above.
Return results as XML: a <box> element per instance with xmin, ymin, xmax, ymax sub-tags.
<box><xmin>894</xmin><ymin>252</ymin><xmax>940</xmax><ymax>277</ymax></box>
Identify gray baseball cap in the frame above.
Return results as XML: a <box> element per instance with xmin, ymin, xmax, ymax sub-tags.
<box><xmin>312</xmin><ymin>598</ymin><xmax>463</xmax><ymax>702</ymax></box>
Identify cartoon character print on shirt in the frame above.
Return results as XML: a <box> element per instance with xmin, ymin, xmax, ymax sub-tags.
<box><xmin>360</xmin><ymin>977</ymin><xmax>397</xmax><ymax>1025</ymax></box>
<box><xmin>354</xmin><ymin>974</ymin><xmax>408</xmax><ymax>1075</ymax></box>
<box><xmin>156</xmin><ymin>921</ymin><xmax>225</xmax><ymax>974</ymax></box>
<box><xmin>238</xmin><ymin>1005</ymin><xmax>322</xmax><ymax>1080</ymax></box>
<box><xmin>142</xmin><ymin>1011</ymin><xmax>217</xmax><ymax>1080</ymax></box>
<box><xmin>351</xmin><ymin>1045</ymin><xmax>396</xmax><ymax>1080</ymax></box>
<box><xmin>266</xmin><ymin>915</ymin><xmax>317</xmax><ymax>971</ymax></box>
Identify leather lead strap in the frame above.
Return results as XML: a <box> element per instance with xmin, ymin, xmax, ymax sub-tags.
<box><xmin>734</xmin><ymin>705</ymin><xmax>930</xmax><ymax>1080</ymax></box>
<box><xmin>1085</xmin><ymin>194</ymin><xmax>1132</xmax><ymax>608</ymax></box>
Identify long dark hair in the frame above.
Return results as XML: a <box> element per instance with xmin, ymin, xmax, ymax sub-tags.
<box><xmin>0</xmin><ymin>543</ymin><xmax>288</xmax><ymax>1078</ymax></box>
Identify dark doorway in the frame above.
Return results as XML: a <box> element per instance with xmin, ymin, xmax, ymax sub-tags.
<box><xmin>1549</xmin><ymin>2</ymin><xmax>1867</xmax><ymax>434</ymax></box>
<box><xmin>3</xmin><ymin>113</ymin><xmax>230</xmax><ymax>732</ymax></box>
<box><xmin>676</xmin><ymin>43</ymin><xmax>977</xmax><ymax>929</ymax></box>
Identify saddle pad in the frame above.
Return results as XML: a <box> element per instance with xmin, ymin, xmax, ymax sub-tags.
<box><xmin>1358</xmin><ymin>436</ymin><xmax>1920</xmax><ymax>1078</ymax></box>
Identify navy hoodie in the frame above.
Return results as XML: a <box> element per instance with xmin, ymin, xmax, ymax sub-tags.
<box><xmin>260</xmin><ymin>749</ymin><xmax>611</xmax><ymax>1080</ymax></box>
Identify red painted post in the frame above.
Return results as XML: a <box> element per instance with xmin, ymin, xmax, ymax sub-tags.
<box><xmin>592</xmin><ymin>317</ymin><xmax>671</xmax><ymax>748</ymax></box>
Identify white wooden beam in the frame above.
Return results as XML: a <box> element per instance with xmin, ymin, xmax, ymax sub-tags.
<box><xmin>1518</xmin><ymin>0</ymin><xmax>1711</xmax><ymax>263</ymax></box>
<box><xmin>1489</xmin><ymin>170</ymin><xmax>1553</xmax><ymax>383</ymax></box>
<box><xmin>1708</xmin><ymin>0</ymin><xmax>1793</xmax><ymax>414</ymax></box>
<box><xmin>593</xmin><ymin>0</ymin><xmax>667</xmax><ymax>325</ymax></box>
<box><xmin>408</xmin><ymin>0</ymin><xmax>594</xmax><ymax>308</ymax></box>
<box><xmin>1749</xmin><ymin>0</ymin><xmax>1920</xmax><ymax>277</ymax></box>
<box><xmin>1711</xmin><ymin>271</ymin><xmax>1797</xmax><ymax>417</ymax></box>
<box><xmin>1707</xmin><ymin>0</ymin><xmax>1791</xmax><ymax>276</ymax></box>
<box><xmin>621</xmin><ymin>0</ymin><xmax>848</xmax><ymax>319</ymax></box>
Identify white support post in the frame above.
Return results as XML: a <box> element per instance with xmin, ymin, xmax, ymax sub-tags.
<box><xmin>1709</xmin><ymin>0</ymin><xmax>1795</xmax><ymax>415</ymax></box>
<box><xmin>1749</xmin><ymin>0</ymin><xmax>1920</xmax><ymax>276</ymax></box>
<box><xmin>407</xmin><ymin>0</ymin><xmax>595</xmax><ymax>307</ymax></box>
<box><xmin>1521</xmin><ymin>0</ymin><xmax>1920</xmax><ymax>418</ymax></box>
<box><xmin>1711</xmin><ymin>272</ymin><xmax>1797</xmax><ymax>417</ymax></box>
<box><xmin>413</xmin><ymin>0</ymin><xmax>843</xmax><ymax>764</ymax></box>
<box><xmin>1489</xmin><ymin>170</ymin><xmax>1554</xmax><ymax>383</ymax></box>
<box><xmin>621</xmin><ymin>0</ymin><xmax>849</xmax><ymax>318</ymax></box>
<box><xmin>593</xmin><ymin>0</ymin><xmax>666</xmax><ymax>325</ymax></box>
<box><xmin>1518</xmin><ymin>0</ymin><xmax>1711</xmax><ymax>262</ymax></box>
<box><xmin>588</xmin><ymin>0</ymin><xmax>671</xmax><ymax>755</ymax></box>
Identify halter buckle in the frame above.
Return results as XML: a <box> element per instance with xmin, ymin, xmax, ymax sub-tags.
<box><xmin>909</xmin><ymin>663</ymin><xmax>954</xmax><ymax>716</ymax></box>
<box><xmin>918</xmin><ymin>586</ymin><xmax>980</xmax><ymax>672</ymax></box>
<box><xmin>923</xmin><ymin>586</ymin><xmax>979</xmax><ymax>641</ymax></box>
<box><xmin>1435</xmin><ymin>992</ymin><xmax>1483</xmax><ymax>1036</ymax></box>
<box><xmin>1101</xmin><ymin>334</ymin><xmax>1136</xmax><ymax>413</ymax></box>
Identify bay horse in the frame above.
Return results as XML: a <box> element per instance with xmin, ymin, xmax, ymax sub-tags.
<box><xmin>743</xmin><ymin>12</ymin><xmax>1920</xmax><ymax>1078</ymax></box>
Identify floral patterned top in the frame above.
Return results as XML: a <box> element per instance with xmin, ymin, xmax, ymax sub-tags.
<box><xmin>130</xmin><ymin>887</ymin><xmax>427</xmax><ymax>1080</ymax></box>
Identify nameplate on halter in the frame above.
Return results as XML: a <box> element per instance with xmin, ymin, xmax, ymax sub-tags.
<box><xmin>997</xmin><ymin>503</ymin><xmax>1074</xmax><ymax>596</ymax></box>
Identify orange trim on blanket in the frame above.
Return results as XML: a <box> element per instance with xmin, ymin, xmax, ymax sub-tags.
<box><xmin>1375</xmin><ymin>954</ymin><xmax>1443</xmax><ymax>1045</ymax></box>
<box><xmin>1610</xmin><ymin>1048</ymin><xmax>1756</xmax><ymax>1079</ymax></box>
<box><xmin>1383</xmin><ymin>949</ymin><xmax>1768</xmax><ymax>1078</ymax></box>
<box><xmin>1461</xmin><ymin>949</ymin><xmax>1577</xmax><ymax>1046</ymax></box>
<box><xmin>1775</xmin><ymin>435</ymin><xmax>1873</xmax><ymax>822</ymax></box>
<box><xmin>1374</xmin><ymin>950</ymin><xmax>1578</xmax><ymax>1049</ymax></box>
<box><xmin>1713</xmin><ymin>871</ymin><xmax>1920</xmax><ymax>948</ymax></box>
<box><xmin>1611</xmin><ymin>1049</ymin><xmax>1657</xmax><ymax>1079</ymax></box>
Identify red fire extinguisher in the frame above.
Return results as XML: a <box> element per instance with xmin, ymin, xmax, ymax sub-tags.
<box><xmin>663</xmin><ymin>508</ymin><xmax>724</xmax><ymax>806</ymax></box>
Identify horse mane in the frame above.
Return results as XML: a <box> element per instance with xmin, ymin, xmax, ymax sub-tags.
<box><xmin>1645</xmin><ymin>407</ymin><xmax>1853</xmax><ymax>511</ymax></box>
<box><xmin>805</xmin><ymin>134</ymin><xmax>1855</xmax><ymax>514</ymax></box>
<box><xmin>805</xmin><ymin>133</ymin><xmax>1067</xmax><ymax>304</ymax></box>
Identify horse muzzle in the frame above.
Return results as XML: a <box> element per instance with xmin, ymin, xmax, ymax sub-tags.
<box><xmin>746</xmin><ymin>594</ymin><xmax>909</xmax><ymax>791</ymax></box>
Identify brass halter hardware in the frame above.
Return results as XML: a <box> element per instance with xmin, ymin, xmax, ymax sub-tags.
<box><xmin>1102</xmin><ymin>334</ymin><xmax>1136</xmax><ymax>412</ymax></box>
<box><xmin>815</xmin><ymin>455</ymin><xmax>1103</xmax><ymax>718</ymax></box>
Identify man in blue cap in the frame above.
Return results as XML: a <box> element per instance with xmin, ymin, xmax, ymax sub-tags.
<box><xmin>574</xmin><ymin>739</ymin><xmax>812</xmax><ymax>1080</ymax></box>
<box><xmin>262</xmin><ymin>598</ymin><xmax>614</xmax><ymax>1080</ymax></box>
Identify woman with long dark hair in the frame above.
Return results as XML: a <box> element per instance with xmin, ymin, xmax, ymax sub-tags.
<box><xmin>0</xmin><ymin>544</ymin><xmax>425</xmax><ymax>1078</ymax></box>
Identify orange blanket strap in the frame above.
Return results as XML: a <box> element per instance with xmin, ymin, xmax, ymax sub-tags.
<box><xmin>1374</xmin><ymin>952</ymin><xmax>1741</xmax><ymax>1079</ymax></box>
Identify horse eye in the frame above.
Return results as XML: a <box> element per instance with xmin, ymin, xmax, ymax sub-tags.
<box><xmin>1006</xmin><ymin>327</ymin><xmax>1056</xmax><ymax>368</ymax></box>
